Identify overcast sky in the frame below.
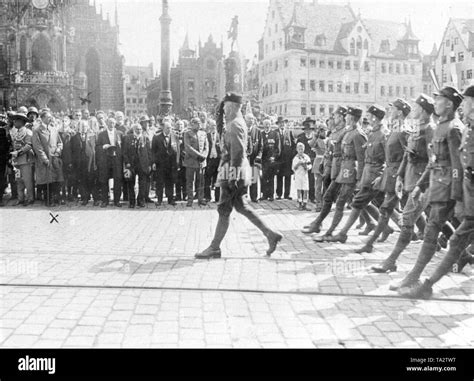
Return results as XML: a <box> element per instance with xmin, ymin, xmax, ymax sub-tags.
<box><xmin>97</xmin><ymin>0</ymin><xmax>473</xmax><ymax>73</ymax></box>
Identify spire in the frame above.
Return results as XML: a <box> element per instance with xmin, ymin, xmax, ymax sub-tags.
<box><xmin>114</xmin><ymin>0</ymin><xmax>118</xmax><ymax>27</ymax></box>
<box><xmin>402</xmin><ymin>17</ymin><xmax>419</xmax><ymax>41</ymax></box>
<box><xmin>208</xmin><ymin>34</ymin><xmax>213</xmax><ymax>43</ymax></box>
<box><xmin>182</xmin><ymin>31</ymin><xmax>190</xmax><ymax>50</ymax></box>
<box><xmin>430</xmin><ymin>43</ymin><xmax>438</xmax><ymax>56</ymax></box>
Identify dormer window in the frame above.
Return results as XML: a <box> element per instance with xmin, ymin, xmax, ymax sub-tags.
<box><xmin>357</xmin><ymin>36</ymin><xmax>362</xmax><ymax>50</ymax></box>
<box><xmin>350</xmin><ymin>38</ymin><xmax>355</xmax><ymax>55</ymax></box>
<box><xmin>363</xmin><ymin>39</ymin><xmax>368</xmax><ymax>50</ymax></box>
<box><xmin>315</xmin><ymin>34</ymin><xmax>326</xmax><ymax>47</ymax></box>
<box><xmin>380</xmin><ymin>39</ymin><xmax>390</xmax><ymax>53</ymax></box>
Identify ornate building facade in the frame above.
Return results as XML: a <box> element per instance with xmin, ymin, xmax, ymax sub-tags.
<box><xmin>0</xmin><ymin>0</ymin><xmax>124</xmax><ymax>112</ymax></box>
<box><xmin>124</xmin><ymin>63</ymin><xmax>154</xmax><ymax>118</ymax></box>
<box><xmin>258</xmin><ymin>0</ymin><xmax>424</xmax><ymax>119</ymax></box>
<box><xmin>169</xmin><ymin>34</ymin><xmax>225</xmax><ymax>116</ymax></box>
<box><xmin>434</xmin><ymin>18</ymin><xmax>474</xmax><ymax>93</ymax></box>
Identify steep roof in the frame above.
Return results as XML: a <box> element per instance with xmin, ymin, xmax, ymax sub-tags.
<box><xmin>451</xmin><ymin>18</ymin><xmax>474</xmax><ymax>50</ymax></box>
<box><xmin>290</xmin><ymin>1</ymin><xmax>355</xmax><ymax>50</ymax></box>
<box><xmin>362</xmin><ymin>19</ymin><xmax>407</xmax><ymax>56</ymax></box>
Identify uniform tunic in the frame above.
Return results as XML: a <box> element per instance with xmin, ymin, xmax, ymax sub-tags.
<box><xmin>329</xmin><ymin>125</ymin><xmax>347</xmax><ymax>180</ymax></box>
<box><xmin>336</xmin><ymin>125</ymin><xmax>366</xmax><ymax>184</ymax></box>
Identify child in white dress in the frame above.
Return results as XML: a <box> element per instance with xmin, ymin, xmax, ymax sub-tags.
<box><xmin>292</xmin><ymin>142</ymin><xmax>312</xmax><ymax>211</ymax></box>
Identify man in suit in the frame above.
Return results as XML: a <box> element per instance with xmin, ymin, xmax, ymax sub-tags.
<box><xmin>245</xmin><ymin>113</ymin><xmax>262</xmax><ymax>203</ymax></box>
<box><xmin>95</xmin><ymin>117</ymin><xmax>123</xmax><ymax>207</ymax></box>
<box><xmin>276</xmin><ymin>117</ymin><xmax>296</xmax><ymax>200</ymax></box>
<box><xmin>174</xmin><ymin>120</ymin><xmax>186</xmax><ymax>201</ymax></box>
<box><xmin>195</xmin><ymin>93</ymin><xmax>282</xmax><ymax>259</ymax></box>
<box><xmin>260</xmin><ymin>118</ymin><xmax>281</xmax><ymax>201</ymax></box>
<box><xmin>71</xmin><ymin>119</ymin><xmax>98</xmax><ymax>206</ymax></box>
<box><xmin>123</xmin><ymin>123</ymin><xmax>152</xmax><ymax>208</ymax></box>
<box><xmin>184</xmin><ymin>117</ymin><xmax>209</xmax><ymax>207</ymax></box>
<box><xmin>204</xmin><ymin>119</ymin><xmax>221</xmax><ymax>203</ymax></box>
<box><xmin>152</xmin><ymin>120</ymin><xmax>180</xmax><ymax>206</ymax></box>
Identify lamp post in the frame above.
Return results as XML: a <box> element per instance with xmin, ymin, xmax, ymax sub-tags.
<box><xmin>159</xmin><ymin>0</ymin><xmax>172</xmax><ymax>116</ymax></box>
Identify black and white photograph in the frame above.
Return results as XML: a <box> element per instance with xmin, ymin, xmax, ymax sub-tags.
<box><xmin>0</xmin><ymin>0</ymin><xmax>473</xmax><ymax>377</ymax></box>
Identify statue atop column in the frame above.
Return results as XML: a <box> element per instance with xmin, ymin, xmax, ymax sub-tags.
<box><xmin>227</xmin><ymin>15</ymin><xmax>238</xmax><ymax>52</ymax></box>
<box><xmin>224</xmin><ymin>15</ymin><xmax>242</xmax><ymax>93</ymax></box>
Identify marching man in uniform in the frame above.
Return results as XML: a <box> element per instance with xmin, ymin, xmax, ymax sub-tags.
<box><xmin>392</xmin><ymin>86</ymin><xmax>465</xmax><ymax>293</ymax></box>
<box><xmin>195</xmin><ymin>93</ymin><xmax>282</xmax><ymax>259</ymax></box>
<box><xmin>400</xmin><ymin>85</ymin><xmax>473</xmax><ymax>298</ymax></box>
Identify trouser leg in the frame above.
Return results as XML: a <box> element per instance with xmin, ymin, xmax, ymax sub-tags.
<box><xmin>428</xmin><ymin>218</ymin><xmax>474</xmax><ymax>284</ymax></box>
<box><xmin>308</xmin><ymin>171</ymin><xmax>315</xmax><ymax>201</ymax></box>
<box><xmin>402</xmin><ymin>201</ymin><xmax>455</xmax><ymax>283</ymax></box>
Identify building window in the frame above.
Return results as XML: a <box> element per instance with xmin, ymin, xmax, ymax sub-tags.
<box><xmin>446</xmin><ymin>39</ymin><xmax>450</xmax><ymax>46</ymax></box>
<box><xmin>301</xmin><ymin>104</ymin><xmax>307</xmax><ymax>116</ymax></box>
<box><xmin>381</xmin><ymin>86</ymin><xmax>385</xmax><ymax>96</ymax></box>
<box><xmin>389</xmin><ymin>86</ymin><xmax>393</xmax><ymax>96</ymax></box>
<box><xmin>410</xmin><ymin>87</ymin><xmax>414</xmax><ymax>97</ymax></box>
<box><xmin>132</xmin><ymin>98</ymin><xmax>137</xmax><ymax>104</ymax></box>
<box><xmin>270</xmin><ymin>84</ymin><xmax>272</xmax><ymax>95</ymax></box>
<box><xmin>319</xmin><ymin>106</ymin><xmax>325</xmax><ymax>115</ymax></box>
<box><xmin>272</xmin><ymin>41</ymin><xmax>275</xmax><ymax>51</ymax></box>
<box><xmin>442</xmin><ymin>73</ymin><xmax>447</xmax><ymax>82</ymax></box>
<box><xmin>284</xmin><ymin>104</ymin><xmax>287</xmax><ymax>115</ymax></box>
<box><xmin>442</xmin><ymin>56</ymin><xmax>447</xmax><ymax>64</ymax></box>
<box><xmin>279</xmin><ymin>105</ymin><xmax>282</xmax><ymax>114</ymax></box>
<box><xmin>328</xmin><ymin>81</ymin><xmax>334</xmax><ymax>92</ymax></box>
<box><xmin>126</xmin><ymin>98</ymin><xmax>130</xmax><ymax>103</ymax></box>
<box><xmin>337</xmin><ymin>61</ymin><xmax>342</xmax><ymax>69</ymax></box>
<box><xmin>329</xmin><ymin>105</ymin><xmax>334</xmax><ymax>115</ymax></box>
<box><xmin>275</xmin><ymin>24</ymin><xmax>278</xmax><ymax>33</ymax></box>
<box><xmin>363</xmin><ymin>39</ymin><xmax>368</xmax><ymax>50</ymax></box>
<box><xmin>403</xmin><ymin>64</ymin><xmax>408</xmax><ymax>74</ymax></box>
<box><xmin>454</xmin><ymin>37</ymin><xmax>459</xmax><ymax>45</ymax></box>
<box><xmin>319</xmin><ymin>59</ymin><xmax>326</xmax><ymax>68</ymax></box>
<box><xmin>300</xmin><ymin>79</ymin><xmax>306</xmax><ymax>91</ymax></box>
<box><xmin>188</xmin><ymin>79</ymin><xmax>195</xmax><ymax>91</ymax></box>
<box><xmin>466</xmin><ymin>69</ymin><xmax>472</xmax><ymax>79</ymax></box>
<box><xmin>403</xmin><ymin>86</ymin><xmax>407</xmax><ymax>96</ymax></box>
<box><xmin>275</xmin><ymin>83</ymin><xmax>278</xmax><ymax>93</ymax></box>
<box><xmin>396</xmin><ymin>64</ymin><xmax>400</xmax><ymax>74</ymax></box>
<box><xmin>310</xmin><ymin>80</ymin><xmax>316</xmax><ymax>91</ymax></box>
<box><xmin>396</xmin><ymin>86</ymin><xmax>400</xmax><ymax>96</ymax></box>
<box><xmin>337</xmin><ymin>82</ymin><xmax>342</xmax><ymax>93</ymax></box>
<box><xmin>364</xmin><ymin>83</ymin><xmax>369</xmax><ymax>94</ymax></box>
<box><xmin>345</xmin><ymin>60</ymin><xmax>351</xmax><ymax>70</ymax></box>
<box><xmin>279</xmin><ymin>38</ymin><xmax>283</xmax><ymax>48</ymax></box>
<box><xmin>458</xmin><ymin>52</ymin><xmax>464</xmax><ymax>61</ymax></box>
<box><xmin>364</xmin><ymin>61</ymin><xmax>370</xmax><ymax>71</ymax></box>
<box><xmin>139</xmin><ymin>98</ymin><xmax>143</xmax><ymax>104</ymax></box>
<box><xmin>310</xmin><ymin>59</ymin><xmax>316</xmax><ymax>67</ymax></box>
<box><xmin>350</xmin><ymin>38</ymin><xmax>355</xmax><ymax>55</ymax></box>
<box><xmin>300</xmin><ymin>57</ymin><xmax>307</xmax><ymax>67</ymax></box>
<box><xmin>450</xmin><ymin>55</ymin><xmax>456</xmax><ymax>63</ymax></box>
<box><xmin>345</xmin><ymin>83</ymin><xmax>351</xmax><ymax>93</ymax></box>
<box><xmin>423</xmin><ymin>84</ymin><xmax>428</xmax><ymax>93</ymax></box>
<box><xmin>461</xmin><ymin>71</ymin><xmax>465</xmax><ymax>80</ymax></box>
<box><xmin>410</xmin><ymin>64</ymin><xmax>415</xmax><ymax>75</ymax></box>
<box><xmin>354</xmin><ymin>82</ymin><xmax>359</xmax><ymax>94</ymax></box>
<box><xmin>275</xmin><ymin>60</ymin><xmax>279</xmax><ymax>71</ymax></box>
<box><xmin>311</xmin><ymin>105</ymin><xmax>316</xmax><ymax>116</ymax></box>
<box><xmin>284</xmin><ymin>79</ymin><xmax>288</xmax><ymax>92</ymax></box>
<box><xmin>357</xmin><ymin>36</ymin><xmax>362</xmax><ymax>50</ymax></box>
<box><xmin>284</xmin><ymin>58</ymin><xmax>288</xmax><ymax>68</ymax></box>
<box><xmin>381</xmin><ymin>63</ymin><xmax>386</xmax><ymax>73</ymax></box>
<box><xmin>328</xmin><ymin>59</ymin><xmax>334</xmax><ymax>69</ymax></box>
<box><xmin>353</xmin><ymin>61</ymin><xmax>359</xmax><ymax>70</ymax></box>
<box><xmin>319</xmin><ymin>81</ymin><xmax>325</xmax><ymax>92</ymax></box>
<box><xmin>389</xmin><ymin>63</ymin><xmax>393</xmax><ymax>73</ymax></box>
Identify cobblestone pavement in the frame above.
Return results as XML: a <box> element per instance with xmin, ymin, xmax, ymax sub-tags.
<box><xmin>0</xmin><ymin>196</ymin><xmax>472</xmax><ymax>348</ymax></box>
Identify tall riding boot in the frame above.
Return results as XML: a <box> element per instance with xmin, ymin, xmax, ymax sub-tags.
<box><xmin>355</xmin><ymin>214</ymin><xmax>390</xmax><ymax>253</ymax></box>
<box><xmin>328</xmin><ymin>208</ymin><xmax>361</xmax><ymax>243</ymax></box>
<box><xmin>195</xmin><ymin>215</ymin><xmax>229</xmax><ymax>259</ymax></box>
<box><xmin>301</xmin><ymin>199</ymin><xmax>331</xmax><ymax>234</ymax></box>
<box><xmin>239</xmin><ymin>207</ymin><xmax>282</xmax><ymax>256</ymax></box>
<box><xmin>313</xmin><ymin>207</ymin><xmax>344</xmax><ymax>242</ymax></box>
<box><xmin>392</xmin><ymin>237</ymin><xmax>438</xmax><ymax>292</ymax></box>
<box><xmin>371</xmin><ymin>225</ymin><xmax>413</xmax><ymax>273</ymax></box>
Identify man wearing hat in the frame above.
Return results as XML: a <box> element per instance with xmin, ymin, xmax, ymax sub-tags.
<box><xmin>355</xmin><ymin>99</ymin><xmax>410</xmax><ymax>253</ymax></box>
<box><xmin>392</xmin><ymin>86</ymin><xmax>465</xmax><ymax>293</ymax></box>
<box><xmin>276</xmin><ymin>117</ymin><xmax>296</xmax><ymax>200</ymax></box>
<box><xmin>328</xmin><ymin>104</ymin><xmax>387</xmax><ymax>243</ymax></box>
<box><xmin>32</xmin><ymin>110</ymin><xmax>64</xmax><ymax>207</ymax></box>
<box><xmin>301</xmin><ymin>106</ymin><xmax>347</xmax><ymax>234</ymax></box>
<box><xmin>27</xmin><ymin>107</ymin><xmax>39</xmax><ymax>128</ymax></box>
<box><xmin>400</xmin><ymin>85</ymin><xmax>473</xmax><ymax>299</ymax></box>
<box><xmin>139</xmin><ymin>114</ymin><xmax>154</xmax><ymax>202</ymax></box>
<box><xmin>313</xmin><ymin>106</ymin><xmax>367</xmax><ymax>241</ymax></box>
<box><xmin>372</xmin><ymin>94</ymin><xmax>435</xmax><ymax>272</ymax></box>
<box><xmin>260</xmin><ymin>118</ymin><xmax>281</xmax><ymax>201</ymax></box>
<box><xmin>0</xmin><ymin>114</ymin><xmax>10</xmax><ymax>206</ymax></box>
<box><xmin>10</xmin><ymin>112</ymin><xmax>35</xmax><ymax>206</ymax></box>
<box><xmin>195</xmin><ymin>93</ymin><xmax>282</xmax><ymax>259</ymax></box>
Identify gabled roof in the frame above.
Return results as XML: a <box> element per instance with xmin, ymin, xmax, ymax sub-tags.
<box><xmin>451</xmin><ymin>18</ymin><xmax>474</xmax><ymax>50</ymax></box>
<box><xmin>401</xmin><ymin>20</ymin><xmax>419</xmax><ymax>41</ymax></box>
<box><xmin>287</xmin><ymin>1</ymin><xmax>355</xmax><ymax>50</ymax></box>
<box><xmin>362</xmin><ymin>19</ymin><xmax>406</xmax><ymax>56</ymax></box>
